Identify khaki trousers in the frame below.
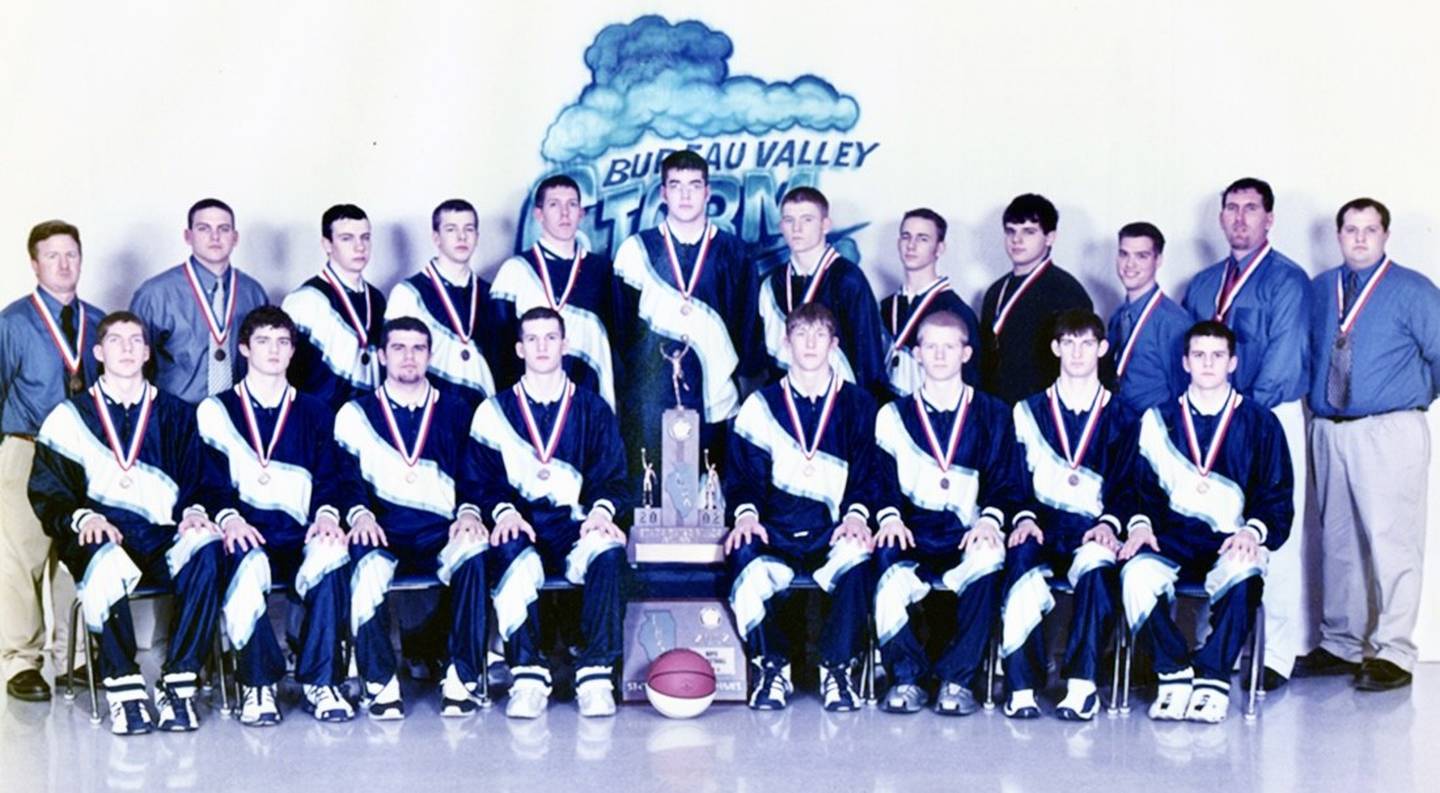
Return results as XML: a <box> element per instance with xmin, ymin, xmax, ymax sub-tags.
<box><xmin>0</xmin><ymin>436</ymin><xmax>74</xmax><ymax>680</ymax></box>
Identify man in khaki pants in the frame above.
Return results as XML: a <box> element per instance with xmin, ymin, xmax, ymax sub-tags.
<box><xmin>0</xmin><ymin>220</ymin><xmax>102</xmax><ymax>701</ymax></box>
<box><xmin>1297</xmin><ymin>198</ymin><xmax>1440</xmax><ymax>691</ymax></box>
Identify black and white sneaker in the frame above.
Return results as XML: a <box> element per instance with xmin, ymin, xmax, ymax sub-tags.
<box><xmin>934</xmin><ymin>681</ymin><xmax>981</xmax><ymax>716</ymax></box>
<box><xmin>441</xmin><ymin>664</ymin><xmax>490</xmax><ymax>717</ymax></box>
<box><xmin>154</xmin><ymin>672</ymin><xmax>200</xmax><ymax>732</ymax></box>
<box><xmin>1055</xmin><ymin>679</ymin><xmax>1100</xmax><ymax>721</ymax></box>
<box><xmin>239</xmin><ymin>684</ymin><xmax>282</xmax><ymax>727</ymax></box>
<box><xmin>1003</xmin><ymin>688</ymin><xmax>1041</xmax><ymax>720</ymax></box>
<box><xmin>362</xmin><ymin>675</ymin><xmax>405</xmax><ymax>721</ymax></box>
<box><xmin>302</xmin><ymin>684</ymin><xmax>356</xmax><ymax>722</ymax></box>
<box><xmin>104</xmin><ymin>675</ymin><xmax>153</xmax><ymax>736</ymax></box>
<box><xmin>748</xmin><ymin>661</ymin><xmax>791</xmax><ymax>710</ymax></box>
<box><xmin>820</xmin><ymin>663</ymin><xmax>860</xmax><ymax>712</ymax></box>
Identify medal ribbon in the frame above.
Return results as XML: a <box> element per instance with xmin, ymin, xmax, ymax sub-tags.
<box><xmin>784</xmin><ymin>246</ymin><xmax>840</xmax><ymax>313</ymax></box>
<box><xmin>1213</xmin><ymin>243</ymin><xmax>1271</xmax><ymax>322</ymax></box>
<box><xmin>182</xmin><ymin>259</ymin><xmax>238</xmax><ymax>346</ymax></box>
<box><xmin>319</xmin><ymin>265</ymin><xmax>372</xmax><ymax>348</ymax></box>
<box><xmin>781</xmin><ymin>373</ymin><xmax>840</xmax><ymax>461</ymax></box>
<box><xmin>660</xmin><ymin>222</ymin><xmax>713</xmax><ymax>305</ymax></box>
<box><xmin>889</xmin><ymin>277</ymin><xmax>951</xmax><ymax>352</ymax></box>
<box><xmin>1046</xmin><ymin>384</ymin><xmax>1110</xmax><ymax>470</ymax></box>
<box><xmin>425</xmin><ymin>260</ymin><xmax>479</xmax><ymax>344</ymax></box>
<box><xmin>1114</xmin><ymin>288</ymin><xmax>1165</xmax><ymax>377</ymax></box>
<box><xmin>992</xmin><ymin>258</ymin><xmax>1051</xmax><ymax>335</ymax></box>
<box><xmin>29</xmin><ymin>292</ymin><xmax>85</xmax><ymax>375</ymax></box>
<box><xmin>530</xmin><ymin>243</ymin><xmax>585</xmax><ymax>311</ymax></box>
<box><xmin>1335</xmin><ymin>256</ymin><xmax>1391</xmax><ymax>336</ymax></box>
<box><xmin>91</xmin><ymin>382</ymin><xmax>155</xmax><ymax>472</ymax></box>
<box><xmin>376</xmin><ymin>385</ymin><xmax>438</xmax><ymax>466</ymax></box>
<box><xmin>514</xmin><ymin>380</ymin><xmax>576</xmax><ymax>465</ymax></box>
<box><xmin>1180</xmin><ymin>389</ymin><xmax>1240</xmax><ymax>478</ymax></box>
<box><xmin>236</xmin><ymin>382</ymin><xmax>295</xmax><ymax>468</ymax></box>
<box><xmin>914</xmin><ymin>384</ymin><xmax>972</xmax><ymax>473</ymax></box>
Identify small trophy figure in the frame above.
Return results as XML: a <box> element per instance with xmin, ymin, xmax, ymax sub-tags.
<box><xmin>641</xmin><ymin>447</ymin><xmax>657</xmax><ymax>509</ymax></box>
<box><xmin>702</xmin><ymin>449</ymin><xmax>721</xmax><ymax>510</ymax></box>
<box><xmin>661</xmin><ymin>340</ymin><xmax>693</xmax><ymax>409</ymax></box>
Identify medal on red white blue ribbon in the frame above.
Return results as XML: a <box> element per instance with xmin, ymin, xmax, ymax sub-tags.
<box><xmin>515</xmin><ymin>380</ymin><xmax>576</xmax><ymax>481</ymax></box>
<box><xmin>237</xmin><ymin>382</ymin><xmax>295</xmax><ymax>486</ymax></box>
<box><xmin>1046</xmin><ymin>384</ymin><xmax>1109</xmax><ymax>486</ymax></box>
<box><xmin>914</xmin><ymin>384</ymin><xmax>972</xmax><ymax>490</ymax></box>
<box><xmin>781</xmin><ymin>373</ymin><xmax>840</xmax><ymax>478</ymax></box>
<box><xmin>660</xmin><ymin>223</ymin><xmax>712</xmax><ymax>316</ymax></box>
<box><xmin>377</xmin><ymin>385</ymin><xmax>437</xmax><ymax>483</ymax></box>
<box><xmin>1180</xmin><ymin>388</ymin><xmax>1240</xmax><ymax>494</ymax></box>
<box><xmin>91</xmin><ymin>382</ymin><xmax>155</xmax><ymax>490</ymax></box>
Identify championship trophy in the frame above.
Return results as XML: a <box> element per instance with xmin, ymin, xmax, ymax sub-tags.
<box><xmin>627</xmin><ymin>343</ymin><xmax>728</xmax><ymax>563</ymax></box>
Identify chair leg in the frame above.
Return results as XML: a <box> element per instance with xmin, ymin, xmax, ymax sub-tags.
<box><xmin>859</xmin><ymin>625</ymin><xmax>878</xmax><ymax>706</ymax></box>
<box><xmin>65</xmin><ymin>599</ymin><xmax>81</xmax><ymax>701</ymax></box>
<box><xmin>213</xmin><ymin>631</ymin><xmax>232</xmax><ymax>719</ymax></box>
<box><xmin>1108</xmin><ymin>626</ymin><xmax>1124</xmax><ymax>714</ymax></box>
<box><xmin>983</xmin><ymin>637</ymin><xmax>997</xmax><ymax>710</ymax></box>
<box><xmin>1120</xmin><ymin>632</ymin><xmax>1133</xmax><ymax>714</ymax></box>
<box><xmin>81</xmin><ymin>622</ymin><xmax>101</xmax><ymax>724</ymax></box>
<box><xmin>1245</xmin><ymin>604</ymin><xmax>1265</xmax><ymax>721</ymax></box>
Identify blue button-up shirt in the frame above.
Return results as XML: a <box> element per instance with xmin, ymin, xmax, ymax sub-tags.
<box><xmin>0</xmin><ymin>289</ymin><xmax>104</xmax><ymax>436</ymax></box>
<box><xmin>1307</xmin><ymin>258</ymin><xmax>1440</xmax><ymax>418</ymax></box>
<box><xmin>1182</xmin><ymin>246</ymin><xmax>1311</xmax><ymax>408</ymax></box>
<box><xmin>1104</xmin><ymin>285</ymin><xmax>1190</xmax><ymax>412</ymax></box>
<box><xmin>129</xmin><ymin>257</ymin><xmax>269</xmax><ymax>404</ymax></box>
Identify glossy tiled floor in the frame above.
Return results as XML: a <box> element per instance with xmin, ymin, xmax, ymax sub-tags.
<box><xmin>2</xmin><ymin>663</ymin><xmax>1435</xmax><ymax>793</ymax></box>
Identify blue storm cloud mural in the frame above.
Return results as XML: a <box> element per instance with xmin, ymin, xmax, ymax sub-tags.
<box><xmin>515</xmin><ymin>15</ymin><xmax>880</xmax><ymax>268</ymax></box>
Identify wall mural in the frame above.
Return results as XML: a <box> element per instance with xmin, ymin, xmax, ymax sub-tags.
<box><xmin>512</xmin><ymin>14</ymin><xmax>882</xmax><ymax>272</ymax></box>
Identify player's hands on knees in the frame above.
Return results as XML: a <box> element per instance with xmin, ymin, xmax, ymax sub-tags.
<box><xmin>178</xmin><ymin>510</ymin><xmax>217</xmax><ymax>536</ymax></box>
<box><xmin>724</xmin><ymin>515</ymin><xmax>768</xmax><ymax>554</ymax></box>
<box><xmin>959</xmin><ymin>519</ymin><xmax>1003</xmax><ymax>552</ymax></box>
<box><xmin>347</xmin><ymin>513</ymin><xmax>389</xmax><ymax>548</ymax></box>
<box><xmin>874</xmin><ymin>518</ymin><xmax>915</xmax><ymax>550</ymax></box>
<box><xmin>1218</xmin><ymin>528</ymin><xmax>1261</xmax><ymax>563</ymax></box>
<box><xmin>449</xmin><ymin>512</ymin><xmax>489</xmax><ymax>545</ymax></box>
<box><xmin>490</xmin><ymin>512</ymin><xmax>536</xmax><ymax>546</ymax></box>
<box><xmin>305</xmin><ymin>513</ymin><xmax>345</xmax><ymax>545</ymax></box>
<box><xmin>1118</xmin><ymin>523</ymin><xmax>1159</xmax><ymax>561</ymax></box>
<box><xmin>580</xmin><ymin>508</ymin><xmax>624</xmax><ymax>542</ymax></box>
<box><xmin>224</xmin><ymin>519</ymin><xmax>267</xmax><ymax>554</ymax></box>
<box><xmin>78</xmin><ymin>515</ymin><xmax>123</xmax><ymax>547</ymax></box>
<box><xmin>831</xmin><ymin>515</ymin><xmax>873</xmax><ymax>550</ymax></box>
<box><xmin>1082</xmin><ymin>524</ymin><xmax>1121</xmax><ymax>553</ymax></box>
<box><xmin>1008</xmin><ymin>517</ymin><xmax>1044</xmax><ymax>548</ymax></box>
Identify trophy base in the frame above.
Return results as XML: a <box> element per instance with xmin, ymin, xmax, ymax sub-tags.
<box><xmin>629</xmin><ymin>509</ymin><xmax>728</xmax><ymax>564</ymax></box>
<box><xmin>621</xmin><ymin>598</ymin><xmax>747</xmax><ymax>703</ymax></box>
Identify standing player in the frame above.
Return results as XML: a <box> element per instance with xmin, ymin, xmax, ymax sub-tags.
<box><xmin>1120</xmin><ymin>321</ymin><xmax>1293</xmax><ymax>722</ymax></box>
<box><xmin>871</xmin><ymin>311</ymin><xmax>1022</xmax><ymax>716</ymax></box>
<box><xmin>878</xmin><ymin>208</ymin><xmax>981</xmax><ymax>395</ymax></box>
<box><xmin>131</xmin><ymin>198</ymin><xmax>269</xmax><ymax>403</ymax></box>
<box><xmin>1</xmin><ymin>221</ymin><xmax>101</xmax><ymax>703</ymax></box>
<box><xmin>1103</xmin><ymin>223</ymin><xmax>1189</xmax><ymax>412</ymax></box>
<box><xmin>492</xmin><ymin>176</ymin><xmax>622</xmax><ymax>408</ymax></box>
<box><xmin>196</xmin><ymin>306</ymin><xmax>355</xmax><ymax>725</ymax></box>
<box><xmin>757</xmin><ymin>187</ymin><xmax>886</xmax><ymax>394</ymax></box>
<box><xmin>28</xmin><ymin>311</ymin><xmax>222</xmax><ymax>735</ymax></box>
<box><xmin>978</xmin><ymin>194</ymin><xmax>1092</xmax><ymax>405</ymax></box>
<box><xmin>1003</xmin><ymin>310</ymin><xmax>1138</xmax><ymax>721</ymax></box>
<box><xmin>724</xmin><ymin>303</ymin><xmax>877</xmax><ymax>712</ymax></box>
<box><xmin>281</xmin><ymin>204</ymin><xmax>385</xmax><ymax>411</ymax></box>
<box><xmin>613</xmin><ymin>150</ymin><xmax>764</xmax><ymax>481</ymax></box>
<box><xmin>470</xmin><ymin>307</ymin><xmax>627</xmax><ymax>719</ymax></box>
<box><xmin>334</xmin><ymin>317</ymin><xmax>491</xmax><ymax>719</ymax></box>
<box><xmin>386</xmin><ymin>199</ymin><xmax>499</xmax><ymax>411</ymax></box>
<box><xmin>1298</xmin><ymin>198</ymin><xmax>1440</xmax><ymax>691</ymax></box>
<box><xmin>1181</xmin><ymin>178</ymin><xmax>1310</xmax><ymax>689</ymax></box>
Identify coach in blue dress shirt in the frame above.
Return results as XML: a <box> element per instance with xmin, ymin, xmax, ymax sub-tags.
<box><xmin>130</xmin><ymin>198</ymin><xmax>269</xmax><ymax>404</ymax></box>
<box><xmin>1182</xmin><ymin>177</ymin><xmax>1312</xmax><ymax>688</ymax></box>
<box><xmin>1103</xmin><ymin>222</ymin><xmax>1189</xmax><ymax>412</ymax></box>
<box><xmin>1296</xmin><ymin>197</ymin><xmax>1440</xmax><ymax>692</ymax></box>
<box><xmin>0</xmin><ymin>220</ymin><xmax>102</xmax><ymax>702</ymax></box>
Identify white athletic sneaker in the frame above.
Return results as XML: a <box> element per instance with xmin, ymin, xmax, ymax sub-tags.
<box><xmin>506</xmin><ymin>679</ymin><xmax>551</xmax><ymax>719</ymax></box>
<box><xmin>1149</xmin><ymin>668</ymin><xmax>1195</xmax><ymax>721</ymax></box>
<box><xmin>104</xmin><ymin>675</ymin><xmax>154</xmax><ymax>736</ymax></box>
<box><xmin>302</xmin><ymin>684</ymin><xmax>355</xmax><ymax>722</ymax></box>
<box><xmin>1055</xmin><ymin>678</ymin><xmax>1100</xmax><ymax>721</ymax></box>
<box><xmin>441</xmin><ymin>664</ymin><xmax>489</xmax><ymax>717</ymax></box>
<box><xmin>820</xmin><ymin>663</ymin><xmax>860</xmax><ymax>712</ymax></box>
<box><xmin>1003</xmin><ymin>688</ymin><xmax>1040</xmax><ymax>719</ymax></box>
<box><xmin>154</xmin><ymin>672</ymin><xmax>200</xmax><ymax>732</ymax></box>
<box><xmin>362</xmin><ymin>675</ymin><xmax>405</xmax><ymax>721</ymax></box>
<box><xmin>575</xmin><ymin>666</ymin><xmax>616</xmax><ymax>717</ymax></box>
<box><xmin>239</xmin><ymin>684</ymin><xmax>282</xmax><ymax>727</ymax></box>
<box><xmin>748</xmin><ymin>661</ymin><xmax>792</xmax><ymax>710</ymax></box>
<box><xmin>1184</xmin><ymin>680</ymin><xmax>1231</xmax><ymax>723</ymax></box>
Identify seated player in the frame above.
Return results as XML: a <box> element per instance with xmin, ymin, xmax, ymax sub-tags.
<box><xmin>334</xmin><ymin>317</ymin><xmax>491</xmax><ymax>719</ymax></box>
<box><xmin>1002</xmin><ymin>310</ymin><xmax>1139</xmax><ymax>721</ymax></box>
<box><xmin>758</xmin><ymin>187</ymin><xmax>886</xmax><ymax>393</ymax></box>
<box><xmin>1120</xmin><ymin>320</ymin><xmax>1293</xmax><ymax>722</ymax></box>
<box><xmin>872</xmin><ymin>310</ymin><xmax>1024</xmax><ymax>716</ymax></box>
<box><xmin>196</xmin><ymin>307</ymin><xmax>355</xmax><ymax>725</ymax></box>
<box><xmin>724</xmin><ymin>303</ymin><xmax>879</xmax><ymax>711</ymax></box>
<box><xmin>469</xmin><ymin>307</ymin><xmax>627</xmax><ymax>719</ymax></box>
<box><xmin>28</xmin><ymin>311</ymin><xmax>222</xmax><ymax>735</ymax></box>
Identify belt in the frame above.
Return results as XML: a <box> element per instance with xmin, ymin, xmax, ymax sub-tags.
<box><xmin>1324</xmin><ymin>408</ymin><xmax>1425</xmax><ymax>424</ymax></box>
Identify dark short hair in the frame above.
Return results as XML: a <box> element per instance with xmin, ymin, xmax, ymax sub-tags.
<box><xmin>518</xmin><ymin>306</ymin><xmax>566</xmax><ymax>339</ymax></box>
<box><xmin>96</xmin><ymin>310</ymin><xmax>148</xmax><ymax>344</ymax></box>
<box><xmin>1335</xmin><ymin>197</ymin><xmax>1391</xmax><ymax>232</ymax></box>
<box><xmin>322</xmin><ymin>204</ymin><xmax>369</xmax><ymax>240</ymax></box>
<box><xmin>187</xmin><ymin>198</ymin><xmax>235</xmax><ymax>229</ymax></box>
<box><xmin>381</xmin><ymin>316</ymin><xmax>431</xmax><ymax>348</ymax></box>
<box><xmin>1052</xmin><ymin>309</ymin><xmax>1106</xmax><ymax>342</ymax></box>
<box><xmin>1118</xmin><ymin>221</ymin><xmax>1165</xmax><ymax>255</ymax></box>
<box><xmin>431</xmin><ymin>199</ymin><xmax>477</xmax><ymax>232</ymax></box>
<box><xmin>1222</xmin><ymin>178</ymin><xmax>1274</xmax><ymax>213</ymax></box>
<box><xmin>784</xmin><ymin>301</ymin><xmax>838</xmax><ymax>337</ymax></box>
<box><xmin>533</xmin><ymin>175</ymin><xmax>581</xmax><ymax>207</ymax></box>
<box><xmin>1185</xmin><ymin>320</ymin><xmax>1236</xmax><ymax>356</ymax></box>
<box><xmin>27</xmin><ymin>220</ymin><xmax>81</xmax><ymax>260</ymax></box>
<box><xmin>1002</xmin><ymin>193</ymin><xmax>1059</xmax><ymax>233</ymax></box>
<box><xmin>902</xmin><ymin>208</ymin><xmax>948</xmax><ymax>242</ymax></box>
<box><xmin>781</xmin><ymin>186</ymin><xmax>829</xmax><ymax>216</ymax></box>
<box><xmin>239</xmin><ymin>306</ymin><xmax>297</xmax><ymax>347</ymax></box>
<box><xmin>661</xmin><ymin>150</ymin><xmax>709</xmax><ymax>183</ymax></box>
<box><xmin>916</xmin><ymin>310</ymin><xmax>970</xmax><ymax>345</ymax></box>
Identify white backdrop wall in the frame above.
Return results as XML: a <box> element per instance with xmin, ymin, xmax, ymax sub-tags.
<box><xmin>3</xmin><ymin>0</ymin><xmax>1439</xmax><ymax>657</ymax></box>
